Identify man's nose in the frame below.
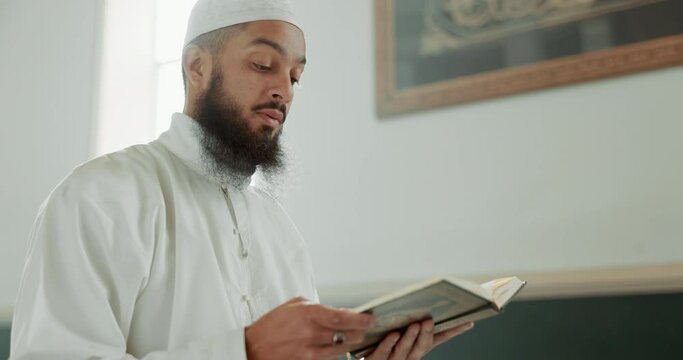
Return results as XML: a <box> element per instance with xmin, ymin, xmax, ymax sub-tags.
<box><xmin>268</xmin><ymin>73</ymin><xmax>294</xmax><ymax>103</ymax></box>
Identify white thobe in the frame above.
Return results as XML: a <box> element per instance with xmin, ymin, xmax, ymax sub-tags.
<box><xmin>10</xmin><ymin>113</ymin><xmax>319</xmax><ymax>359</ymax></box>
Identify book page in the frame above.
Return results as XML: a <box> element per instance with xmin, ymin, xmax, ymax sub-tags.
<box><xmin>481</xmin><ymin>277</ymin><xmax>526</xmax><ymax>309</ymax></box>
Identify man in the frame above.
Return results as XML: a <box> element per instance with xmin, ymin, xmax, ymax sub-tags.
<box><xmin>10</xmin><ymin>0</ymin><xmax>472</xmax><ymax>359</ymax></box>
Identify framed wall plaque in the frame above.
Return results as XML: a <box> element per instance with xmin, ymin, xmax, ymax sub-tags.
<box><xmin>375</xmin><ymin>0</ymin><xmax>683</xmax><ymax>117</ymax></box>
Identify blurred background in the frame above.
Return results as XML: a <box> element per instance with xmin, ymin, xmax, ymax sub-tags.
<box><xmin>1</xmin><ymin>0</ymin><xmax>682</xmax><ymax>358</ymax></box>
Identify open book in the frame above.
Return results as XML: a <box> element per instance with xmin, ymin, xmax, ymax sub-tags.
<box><xmin>349</xmin><ymin>276</ymin><xmax>526</xmax><ymax>358</ymax></box>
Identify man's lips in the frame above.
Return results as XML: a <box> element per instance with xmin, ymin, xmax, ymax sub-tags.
<box><xmin>255</xmin><ymin>109</ymin><xmax>284</xmax><ymax>124</ymax></box>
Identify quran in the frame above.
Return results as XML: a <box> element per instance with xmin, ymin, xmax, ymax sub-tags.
<box><xmin>350</xmin><ymin>276</ymin><xmax>526</xmax><ymax>358</ymax></box>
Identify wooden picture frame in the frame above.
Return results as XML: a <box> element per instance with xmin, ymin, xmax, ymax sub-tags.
<box><xmin>375</xmin><ymin>0</ymin><xmax>683</xmax><ymax>117</ymax></box>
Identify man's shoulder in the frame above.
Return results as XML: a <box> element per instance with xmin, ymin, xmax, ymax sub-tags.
<box><xmin>51</xmin><ymin>143</ymin><xmax>169</xmax><ymax>205</ymax></box>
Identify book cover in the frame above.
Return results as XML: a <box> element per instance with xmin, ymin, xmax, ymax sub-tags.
<box><xmin>349</xmin><ymin>276</ymin><xmax>526</xmax><ymax>357</ymax></box>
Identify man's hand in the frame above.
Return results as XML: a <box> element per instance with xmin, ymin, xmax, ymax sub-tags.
<box><xmin>245</xmin><ymin>297</ymin><xmax>375</xmax><ymax>360</ymax></box>
<box><xmin>365</xmin><ymin>320</ymin><xmax>474</xmax><ymax>360</ymax></box>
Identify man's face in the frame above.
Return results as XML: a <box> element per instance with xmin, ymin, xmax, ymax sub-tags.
<box><xmin>212</xmin><ymin>20</ymin><xmax>306</xmax><ymax>139</ymax></box>
<box><xmin>192</xmin><ymin>20</ymin><xmax>306</xmax><ymax>184</ymax></box>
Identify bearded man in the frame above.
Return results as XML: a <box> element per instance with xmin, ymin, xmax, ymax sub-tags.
<box><xmin>10</xmin><ymin>0</ymin><xmax>472</xmax><ymax>359</ymax></box>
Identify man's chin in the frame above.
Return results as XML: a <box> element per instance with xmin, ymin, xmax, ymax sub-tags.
<box><xmin>256</xmin><ymin>124</ymin><xmax>281</xmax><ymax>141</ymax></box>
<box><xmin>268</xmin><ymin>127</ymin><xmax>282</xmax><ymax>140</ymax></box>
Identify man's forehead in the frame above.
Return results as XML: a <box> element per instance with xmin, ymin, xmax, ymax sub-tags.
<box><xmin>239</xmin><ymin>21</ymin><xmax>306</xmax><ymax>62</ymax></box>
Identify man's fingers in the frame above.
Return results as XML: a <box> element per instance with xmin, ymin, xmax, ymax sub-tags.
<box><xmin>366</xmin><ymin>332</ymin><xmax>400</xmax><ymax>360</ymax></box>
<box><xmin>305</xmin><ymin>344</ymin><xmax>351</xmax><ymax>360</ymax></box>
<box><xmin>284</xmin><ymin>296</ymin><xmax>310</xmax><ymax>305</ymax></box>
<box><xmin>434</xmin><ymin>322</ymin><xmax>474</xmax><ymax>346</ymax></box>
<box><xmin>388</xmin><ymin>323</ymin><xmax>420</xmax><ymax>360</ymax></box>
<box><xmin>311</xmin><ymin>332</ymin><xmax>376</xmax><ymax>360</ymax></box>
<box><xmin>313</xmin><ymin>328</ymin><xmax>367</xmax><ymax>346</ymax></box>
<box><xmin>407</xmin><ymin>319</ymin><xmax>435</xmax><ymax>358</ymax></box>
<box><xmin>312</xmin><ymin>345</ymin><xmax>366</xmax><ymax>360</ymax></box>
<box><xmin>308</xmin><ymin>305</ymin><xmax>374</xmax><ymax>330</ymax></box>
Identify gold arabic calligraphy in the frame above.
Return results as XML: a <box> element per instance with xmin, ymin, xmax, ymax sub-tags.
<box><xmin>420</xmin><ymin>0</ymin><xmax>661</xmax><ymax>55</ymax></box>
<box><xmin>445</xmin><ymin>0</ymin><xmax>597</xmax><ymax>29</ymax></box>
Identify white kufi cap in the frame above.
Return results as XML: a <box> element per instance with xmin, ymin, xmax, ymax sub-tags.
<box><xmin>184</xmin><ymin>0</ymin><xmax>302</xmax><ymax>47</ymax></box>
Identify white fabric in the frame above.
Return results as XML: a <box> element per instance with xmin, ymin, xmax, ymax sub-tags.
<box><xmin>184</xmin><ymin>0</ymin><xmax>302</xmax><ymax>47</ymax></box>
<box><xmin>10</xmin><ymin>113</ymin><xmax>319</xmax><ymax>359</ymax></box>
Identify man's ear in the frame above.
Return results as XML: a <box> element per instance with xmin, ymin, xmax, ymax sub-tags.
<box><xmin>182</xmin><ymin>45</ymin><xmax>213</xmax><ymax>91</ymax></box>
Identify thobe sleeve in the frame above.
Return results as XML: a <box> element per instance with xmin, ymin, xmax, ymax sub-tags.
<box><xmin>10</xmin><ymin>175</ymin><xmax>248</xmax><ymax>360</ymax></box>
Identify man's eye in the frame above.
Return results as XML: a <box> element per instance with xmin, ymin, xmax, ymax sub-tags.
<box><xmin>291</xmin><ymin>78</ymin><xmax>300</xmax><ymax>86</ymax></box>
<box><xmin>253</xmin><ymin>63</ymin><xmax>271</xmax><ymax>71</ymax></box>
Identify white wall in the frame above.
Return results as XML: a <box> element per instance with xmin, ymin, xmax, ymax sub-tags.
<box><xmin>0</xmin><ymin>0</ymin><xmax>102</xmax><ymax>318</ymax></box>
<box><xmin>283</xmin><ymin>1</ymin><xmax>683</xmax><ymax>294</ymax></box>
<box><xmin>1</xmin><ymin>0</ymin><xmax>682</xmax><ymax>319</ymax></box>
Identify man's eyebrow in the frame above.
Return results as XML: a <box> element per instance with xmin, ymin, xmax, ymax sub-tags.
<box><xmin>248</xmin><ymin>37</ymin><xmax>307</xmax><ymax>65</ymax></box>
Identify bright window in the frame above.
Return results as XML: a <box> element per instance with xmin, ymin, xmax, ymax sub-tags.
<box><xmin>95</xmin><ymin>0</ymin><xmax>196</xmax><ymax>156</ymax></box>
<box><xmin>153</xmin><ymin>0</ymin><xmax>197</xmax><ymax>136</ymax></box>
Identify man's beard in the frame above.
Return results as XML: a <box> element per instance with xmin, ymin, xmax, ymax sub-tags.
<box><xmin>193</xmin><ymin>70</ymin><xmax>286</xmax><ymax>189</ymax></box>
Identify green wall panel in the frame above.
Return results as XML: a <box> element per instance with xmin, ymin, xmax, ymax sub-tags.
<box><xmin>426</xmin><ymin>292</ymin><xmax>682</xmax><ymax>359</ymax></box>
<box><xmin>0</xmin><ymin>325</ymin><xmax>9</xmax><ymax>360</ymax></box>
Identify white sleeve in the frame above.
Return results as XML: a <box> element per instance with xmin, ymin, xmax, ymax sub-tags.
<box><xmin>10</xmin><ymin>177</ymin><xmax>248</xmax><ymax>360</ymax></box>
